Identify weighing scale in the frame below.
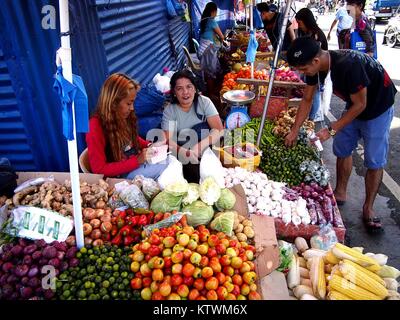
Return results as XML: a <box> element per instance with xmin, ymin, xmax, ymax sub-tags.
<box><xmin>223</xmin><ymin>90</ymin><xmax>255</xmax><ymax>130</ymax></box>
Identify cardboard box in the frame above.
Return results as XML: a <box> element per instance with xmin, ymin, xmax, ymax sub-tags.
<box><xmin>260</xmin><ymin>271</ymin><xmax>291</xmax><ymax>300</ymax></box>
<box><xmin>251</xmin><ymin>215</ymin><xmax>280</xmax><ymax>279</ymax></box>
<box><xmin>16</xmin><ymin>172</ymin><xmax>104</xmax><ymax>185</ymax></box>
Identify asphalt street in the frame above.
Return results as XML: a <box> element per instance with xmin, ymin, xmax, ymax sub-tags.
<box><xmin>315</xmin><ymin>12</ymin><xmax>400</xmax><ymax>267</ymax></box>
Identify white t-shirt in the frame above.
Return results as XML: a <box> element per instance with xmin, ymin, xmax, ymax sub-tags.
<box><xmin>336</xmin><ymin>7</ymin><xmax>353</xmax><ymax>33</ymax></box>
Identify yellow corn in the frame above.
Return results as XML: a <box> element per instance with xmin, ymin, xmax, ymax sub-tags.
<box><xmin>329</xmin><ymin>274</ymin><xmax>382</xmax><ymax>300</ymax></box>
<box><xmin>342</xmin><ymin>259</ymin><xmax>386</xmax><ymax>287</ymax></box>
<box><xmin>332</xmin><ymin>243</ymin><xmax>382</xmax><ymax>270</ymax></box>
<box><xmin>310</xmin><ymin>257</ymin><xmax>326</xmax><ymax>300</ymax></box>
<box><xmin>324</xmin><ymin>250</ymin><xmax>340</xmax><ymax>265</ymax></box>
<box><xmin>339</xmin><ymin>261</ymin><xmax>388</xmax><ymax>298</ymax></box>
<box><xmin>328</xmin><ymin>290</ymin><xmax>353</xmax><ymax>300</ymax></box>
<box><xmin>365</xmin><ymin>264</ymin><xmax>383</xmax><ymax>273</ymax></box>
<box><xmin>330</xmin><ymin>265</ymin><xmax>342</xmax><ymax>277</ymax></box>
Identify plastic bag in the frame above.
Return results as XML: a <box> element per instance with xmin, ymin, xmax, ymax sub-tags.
<box><xmin>157</xmin><ymin>155</ymin><xmax>185</xmax><ymax>190</ymax></box>
<box><xmin>119</xmin><ymin>184</ymin><xmax>149</xmax><ymax>209</ymax></box>
<box><xmin>200</xmin><ymin>148</ymin><xmax>225</xmax><ymax>188</ymax></box>
<box><xmin>14</xmin><ymin>176</ymin><xmax>55</xmax><ymax>193</ymax></box>
<box><xmin>277</xmin><ymin>240</ymin><xmax>294</xmax><ymax>273</ymax></box>
<box><xmin>6</xmin><ymin>206</ymin><xmax>73</xmax><ymax>243</ymax></box>
<box><xmin>143</xmin><ymin>211</ymin><xmax>191</xmax><ymax>237</ymax></box>
<box><xmin>142</xmin><ymin>178</ymin><xmax>161</xmax><ymax>201</ymax></box>
<box><xmin>310</xmin><ymin>223</ymin><xmax>338</xmax><ymax>251</ymax></box>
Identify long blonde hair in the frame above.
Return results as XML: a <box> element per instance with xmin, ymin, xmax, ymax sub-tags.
<box><xmin>95</xmin><ymin>73</ymin><xmax>140</xmax><ymax>162</ymax></box>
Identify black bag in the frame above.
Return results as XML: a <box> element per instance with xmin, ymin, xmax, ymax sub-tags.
<box><xmin>0</xmin><ymin>158</ymin><xmax>18</xmax><ymax>198</ymax></box>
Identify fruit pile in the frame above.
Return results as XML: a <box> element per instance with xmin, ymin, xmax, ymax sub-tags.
<box><xmin>129</xmin><ymin>225</ymin><xmax>261</xmax><ymax>300</ymax></box>
<box><xmin>56</xmin><ymin>245</ymin><xmax>137</xmax><ymax>300</ymax></box>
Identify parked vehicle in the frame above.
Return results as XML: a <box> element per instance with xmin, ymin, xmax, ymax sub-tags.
<box><xmin>373</xmin><ymin>0</ymin><xmax>400</xmax><ymax>21</ymax></box>
<box><xmin>383</xmin><ymin>5</ymin><xmax>400</xmax><ymax>47</ymax></box>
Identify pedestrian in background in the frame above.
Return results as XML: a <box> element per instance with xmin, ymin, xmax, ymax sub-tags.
<box><xmin>327</xmin><ymin>1</ymin><xmax>353</xmax><ymax>48</ymax></box>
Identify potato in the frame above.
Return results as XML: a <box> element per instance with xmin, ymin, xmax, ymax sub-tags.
<box><xmin>235</xmin><ymin>224</ymin><xmax>244</xmax><ymax>233</ymax></box>
<box><xmin>243</xmin><ymin>226</ymin><xmax>254</xmax><ymax>238</ymax></box>
<box><xmin>238</xmin><ymin>215</ymin><xmax>245</xmax><ymax>222</ymax></box>
<box><xmin>242</xmin><ymin>219</ymin><xmax>253</xmax><ymax>227</ymax></box>
<box><xmin>236</xmin><ymin>233</ymin><xmax>247</xmax><ymax>242</ymax></box>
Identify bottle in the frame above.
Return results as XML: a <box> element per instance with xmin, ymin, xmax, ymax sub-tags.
<box><xmin>308</xmin><ymin>131</ymin><xmax>323</xmax><ymax>152</ymax></box>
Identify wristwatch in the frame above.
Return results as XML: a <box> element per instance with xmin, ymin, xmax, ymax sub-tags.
<box><xmin>328</xmin><ymin>126</ymin><xmax>336</xmax><ymax>137</ymax></box>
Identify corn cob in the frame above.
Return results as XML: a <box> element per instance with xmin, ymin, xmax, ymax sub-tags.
<box><xmin>339</xmin><ymin>261</ymin><xmax>388</xmax><ymax>298</ymax></box>
<box><xmin>324</xmin><ymin>250</ymin><xmax>340</xmax><ymax>265</ymax></box>
<box><xmin>332</xmin><ymin>243</ymin><xmax>381</xmax><ymax>270</ymax></box>
<box><xmin>327</xmin><ymin>290</ymin><xmax>353</xmax><ymax>300</ymax></box>
<box><xmin>341</xmin><ymin>259</ymin><xmax>386</xmax><ymax>287</ymax></box>
<box><xmin>310</xmin><ymin>257</ymin><xmax>326</xmax><ymax>299</ymax></box>
<box><xmin>329</xmin><ymin>274</ymin><xmax>382</xmax><ymax>300</ymax></box>
<box><xmin>365</xmin><ymin>264</ymin><xmax>383</xmax><ymax>273</ymax></box>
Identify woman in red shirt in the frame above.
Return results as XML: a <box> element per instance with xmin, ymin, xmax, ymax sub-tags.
<box><xmin>86</xmin><ymin>73</ymin><xmax>168</xmax><ymax>179</ymax></box>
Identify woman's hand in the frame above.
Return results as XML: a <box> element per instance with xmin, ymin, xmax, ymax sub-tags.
<box><xmin>136</xmin><ymin>148</ymin><xmax>152</xmax><ymax>164</ymax></box>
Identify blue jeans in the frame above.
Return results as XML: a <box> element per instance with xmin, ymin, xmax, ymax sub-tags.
<box><xmin>333</xmin><ymin>107</ymin><xmax>394</xmax><ymax>169</ymax></box>
<box><xmin>124</xmin><ymin>160</ymin><xmax>169</xmax><ymax>180</ymax></box>
<box><xmin>309</xmin><ymin>86</ymin><xmax>321</xmax><ymax>120</ymax></box>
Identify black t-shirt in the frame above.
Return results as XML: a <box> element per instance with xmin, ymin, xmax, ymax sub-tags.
<box><xmin>297</xmin><ymin>28</ymin><xmax>328</xmax><ymax>51</ymax></box>
<box><xmin>306</xmin><ymin>50</ymin><xmax>397</xmax><ymax>120</ymax></box>
<box><xmin>263</xmin><ymin>12</ymin><xmax>292</xmax><ymax>51</ymax></box>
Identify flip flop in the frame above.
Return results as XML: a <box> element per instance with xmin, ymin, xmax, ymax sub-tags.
<box><xmin>363</xmin><ymin>216</ymin><xmax>384</xmax><ymax>233</ymax></box>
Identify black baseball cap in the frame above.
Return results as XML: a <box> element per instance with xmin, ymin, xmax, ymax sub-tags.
<box><xmin>256</xmin><ymin>3</ymin><xmax>277</xmax><ymax>13</ymax></box>
<box><xmin>287</xmin><ymin>37</ymin><xmax>322</xmax><ymax>67</ymax></box>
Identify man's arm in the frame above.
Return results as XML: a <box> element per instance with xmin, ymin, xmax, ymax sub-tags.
<box><xmin>316</xmin><ymin>87</ymin><xmax>367</xmax><ymax>142</ymax></box>
<box><xmin>327</xmin><ymin>19</ymin><xmax>338</xmax><ymax>41</ymax></box>
<box><xmin>284</xmin><ymin>84</ymin><xmax>317</xmax><ymax>146</ymax></box>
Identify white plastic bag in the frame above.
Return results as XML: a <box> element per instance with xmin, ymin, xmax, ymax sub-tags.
<box><xmin>152</xmin><ymin>73</ymin><xmax>171</xmax><ymax>94</ymax></box>
<box><xmin>200</xmin><ymin>148</ymin><xmax>225</xmax><ymax>188</ymax></box>
<box><xmin>320</xmin><ymin>72</ymin><xmax>332</xmax><ymax>117</ymax></box>
<box><xmin>157</xmin><ymin>155</ymin><xmax>186</xmax><ymax>190</ymax></box>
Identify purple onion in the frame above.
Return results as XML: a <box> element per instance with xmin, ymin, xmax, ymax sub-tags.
<box><xmin>56</xmin><ymin>251</ymin><xmax>65</xmax><ymax>261</ymax></box>
<box><xmin>28</xmin><ymin>265</ymin><xmax>39</xmax><ymax>278</ymax></box>
<box><xmin>14</xmin><ymin>264</ymin><xmax>29</xmax><ymax>278</ymax></box>
<box><xmin>1</xmin><ymin>251</ymin><xmax>12</xmax><ymax>262</ymax></box>
<box><xmin>38</xmin><ymin>258</ymin><xmax>48</xmax><ymax>266</ymax></box>
<box><xmin>43</xmin><ymin>289</ymin><xmax>55</xmax><ymax>300</ymax></box>
<box><xmin>42</xmin><ymin>246</ymin><xmax>57</xmax><ymax>259</ymax></box>
<box><xmin>65</xmin><ymin>247</ymin><xmax>78</xmax><ymax>259</ymax></box>
<box><xmin>23</xmin><ymin>244</ymin><xmax>38</xmax><ymax>256</ymax></box>
<box><xmin>2</xmin><ymin>262</ymin><xmax>14</xmax><ymax>273</ymax></box>
<box><xmin>27</xmin><ymin>277</ymin><xmax>41</xmax><ymax>288</ymax></box>
<box><xmin>20</xmin><ymin>287</ymin><xmax>33</xmax><ymax>299</ymax></box>
<box><xmin>68</xmin><ymin>258</ymin><xmax>79</xmax><ymax>267</ymax></box>
<box><xmin>32</xmin><ymin>251</ymin><xmax>42</xmax><ymax>261</ymax></box>
<box><xmin>48</xmin><ymin>258</ymin><xmax>60</xmax><ymax>269</ymax></box>
<box><xmin>18</xmin><ymin>238</ymin><xmax>30</xmax><ymax>247</ymax></box>
<box><xmin>1</xmin><ymin>284</ymin><xmax>14</xmax><ymax>298</ymax></box>
<box><xmin>34</xmin><ymin>239</ymin><xmax>47</xmax><ymax>248</ymax></box>
<box><xmin>23</xmin><ymin>255</ymin><xmax>33</xmax><ymax>265</ymax></box>
<box><xmin>10</xmin><ymin>245</ymin><xmax>23</xmax><ymax>257</ymax></box>
<box><xmin>0</xmin><ymin>274</ymin><xmax>9</xmax><ymax>285</ymax></box>
<box><xmin>21</xmin><ymin>276</ymin><xmax>30</xmax><ymax>286</ymax></box>
<box><xmin>7</xmin><ymin>274</ymin><xmax>18</xmax><ymax>284</ymax></box>
<box><xmin>60</xmin><ymin>261</ymin><xmax>69</xmax><ymax>272</ymax></box>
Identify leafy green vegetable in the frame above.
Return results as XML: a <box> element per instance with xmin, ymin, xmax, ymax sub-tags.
<box><xmin>182</xmin><ymin>201</ymin><xmax>214</xmax><ymax>227</ymax></box>
<box><xmin>215</xmin><ymin>188</ymin><xmax>236</xmax><ymax>211</ymax></box>
<box><xmin>210</xmin><ymin>211</ymin><xmax>235</xmax><ymax>236</ymax></box>
<box><xmin>150</xmin><ymin>191</ymin><xmax>183</xmax><ymax>213</ymax></box>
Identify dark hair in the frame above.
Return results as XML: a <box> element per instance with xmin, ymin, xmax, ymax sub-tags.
<box><xmin>169</xmin><ymin>69</ymin><xmax>199</xmax><ymax>105</ymax></box>
<box><xmin>287</xmin><ymin>36</ymin><xmax>322</xmax><ymax>67</ymax></box>
<box><xmin>295</xmin><ymin>8</ymin><xmax>321</xmax><ymax>35</ymax></box>
<box><xmin>256</xmin><ymin>2</ymin><xmax>277</xmax><ymax>13</ymax></box>
<box><xmin>347</xmin><ymin>0</ymin><xmax>366</xmax><ymax>10</ymax></box>
<box><xmin>200</xmin><ymin>2</ymin><xmax>218</xmax><ymax>34</ymax></box>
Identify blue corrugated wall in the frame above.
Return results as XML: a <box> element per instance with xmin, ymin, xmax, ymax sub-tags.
<box><xmin>0</xmin><ymin>0</ymin><xmax>192</xmax><ymax>172</ymax></box>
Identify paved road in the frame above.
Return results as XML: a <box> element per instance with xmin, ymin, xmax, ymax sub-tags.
<box><xmin>314</xmin><ymin>13</ymin><xmax>400</xmax><ymax>267</ymax></box>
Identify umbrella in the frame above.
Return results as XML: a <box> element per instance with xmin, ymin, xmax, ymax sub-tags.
<box><xmin>52</xmin><ymin>0</ymin><xmax>87</xmax><ymax>248</ymax></box>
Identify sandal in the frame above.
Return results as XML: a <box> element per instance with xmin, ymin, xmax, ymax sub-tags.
<box><xmin>363</xmin><ymin>216</ymin><xmax>384</xmax><ymax>233</ymax></box>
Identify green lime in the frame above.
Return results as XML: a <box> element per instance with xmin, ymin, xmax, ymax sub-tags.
<box><xmin>84</xmin><ymin>281</ymin><xmax>92</xmax><ymax>289</ymax></box>
<box><xmin>89</xmin><ymin>254</ymin><xmax>96</xmax><ymax>261</ymax></box>
<box><xmin>56</xmin><ymin>281</ymin><xmax>63</xmax><ymax>289</ymax></box>
<box><xmin>62</xmin><ymin>290</ymin><xmax>71</xmax><ymax>298</ymax></box>
<box><xmin>78</xmin><ymin>290</ymin><xmax>87</xmax><ymax>299</ymax></box>
<box><xmin>102</xmin><ymin>280</ymin><xmax>110</xmax><ymax>288</ymax></box>
<box><xmin>119</xmin><ymin>291</ymin><xmax>126</xmax><ymax>299</ymax></box>
<box><xmin>111</xmin><ymin>290</ymin><xmax>119</xmax><ymax>299</ymax></box>
<box><xmin>122</xmin><ymin>279</ymin><xmax>130</xmax><ymax>287</ymax></box>
<box><xmin>76</xmin><ymin>252</ymin><xmax>82</xmax><ymax>259</ymax></box>
<box><xmin>80</xmin><ymin>247</ymin><xmax>87</xmax><ymax>254</ymax></box>
<box><xmin>62</xmin><ymin>283</ymin><xmax>70</xmax><ymax>291</ymax></box>
<box><xmin>112</xmin><ymin>264</ymin><xmax>119</xmax><ymax>272</ymax></box>
<box><xmin>118</xmin><ymin>283</ymin><xmax>125</xmax><ymax>291</ymax></box>
<box><xmin>102</xmin><ymin>294</ymin><xmax>110</xmax><ymax>300</ymax></box>
<box><xmin>88</xmin><ymin>293</ymin><xmax>97</xmax><ymax>300</ymax></box>
<box><xmin>99</xmin><ymin>288</ymin><xmax>108</xmax><ymax>297</ymax></box>
<box><xmin>108</xmin><ymin>277</ymin><xmax>115</xmax><ymax>284</ymax></box>
<box><xmin>106</xmin><ymin>257</ymin><xmax>114</xmax><ymax>264</ymax></box>
<box><xmin>88</xmin><ymin>249</ymin><xmax>93</xmax><ymax>255</ymax></box>
<box><xmin>109</xmin><ymin>251</ymin><xmax>115</xmax><ymax>257</ymax></box>
<box><xmin>95</xmin><ymin>276</ymin><xmax>102</xmax><ymax>284</ymax></box>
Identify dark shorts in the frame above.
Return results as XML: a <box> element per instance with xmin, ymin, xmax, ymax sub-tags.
<box><xmin>333</xmin><ymin>107</ymin><xmax>394</xmax><ymax>169</ymax></box>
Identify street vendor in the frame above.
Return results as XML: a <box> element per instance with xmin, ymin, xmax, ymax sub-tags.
<box><xmin>86</xmin><ymin>73</ymin><xmax>168</xmax><ymax>179</ymax></box>
<box><xmin>161</xmin><ymin>69</ymin><xmax>224</xmax><ymax>183</ymax></box>
<box><xmin>256</xmin><ymin>2</ymin><xmax>295</xmax><ymax>51</ymax></box>
<box><xmin>284</xmin><ymin>37</ymin><xmax>397</xmax><ymax>232</ymax></box>
<box><xmin>198</xmin><ymin>2</ymin><xmax>225</xmax><ymax>57</ymax></box>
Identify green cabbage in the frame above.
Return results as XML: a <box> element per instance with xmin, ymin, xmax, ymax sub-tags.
<box><xmin>182</xmin><ymin>200</ymin><xmax>214</xmax><ymax>227</ymax></box>
<box><xmin>165</xmin><ymin>180</ymin><xmax>189</xmax><ymax>197</ymax></box>
<box><xmin>210</xmin><ymin>211</ymin><xmax>235</xmax><ymax>236</ymax></box>
<box><xmin>182</xmin><ymin>183</ymin><xmax>200</xmax><ymax>206</ymax></box>
<box><xmin>199</xmin><ymin>177</ymin><xmax>221</xmax><ymax>206</ymax></box>
<box><xmin>215</xmin><ymin>188</ymin><xmax>236</xmax><ymax>211</ymax></box>
<box><xmin>150</xmin><ymin>190</ymin><xmax>183</xmax><ymax>213</ymax></box>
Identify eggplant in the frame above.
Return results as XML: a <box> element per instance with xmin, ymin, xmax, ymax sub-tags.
<box><xmin>14</xmin><ymin>264</ymin><xmax>29</xmax><ymax>277</ymax></box>
<box><xmin>10</xmin><ymin>245</ymin><xmax>23</xmax><ymax>257</ymax></box>
<box><xmin>28</xmin><ymin>265</ymin><xmax>39</xmax><ymax>278</ymax></box>
<box><xmin>23</xmin><ymin>244</ymin><xmax>38</xmax><ymax>256</ymax></box>
<box><xmin>42</xmin><ymin>246</ymin><xmax>57</xmax><ymax>259</ymax></box>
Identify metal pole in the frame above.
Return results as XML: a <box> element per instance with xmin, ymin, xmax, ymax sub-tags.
<box><xmin>256</xmin><ymin>0</ymin><xmax>293</xmax><ymax>147</ymax></box>
<box><xmin>250</xmin><ymin>0</ymin><xmax>254</xmax><ymax>78</ymax></box>
<box><xmin>58</xmin><ymin>0</ymin><xmax>84</xmax><ymax>249</ymax></box>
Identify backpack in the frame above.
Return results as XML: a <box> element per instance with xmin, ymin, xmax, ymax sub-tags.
<box><xmin>0</xmin><ymin>158</ymin><xmax>18</xmax><ymax>198</ymax></box>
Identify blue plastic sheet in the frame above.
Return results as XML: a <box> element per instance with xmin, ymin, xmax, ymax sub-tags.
<box><xmin>246</xmin><ymin>30</ymin><xmax>259</xmax><ymax>63</ymax></box>
<box><xmin>53</xmin><ymin>66</ymin><xmax>88</xmax><ymax>141</ymax></box>
<box><xmin>135</xmin><ymin>85</ymin><xmax>166</xmax><ymax>117</ymax></box>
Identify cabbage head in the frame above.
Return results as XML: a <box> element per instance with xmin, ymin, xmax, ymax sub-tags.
<box><xmin>182</xmin><ymin>183</ymin><xmax>200</xmax><ymax>206</ymax></box>
<box><xmin>210</xmin><ymin>211</ymin><xmax>235</xmax><ymax>236</ymax></box>
<box><xmin>199</xmin><ymin>177</ymin><xmax>221</xmax><ymax>206</ymax></box>
<box><xmin>215</xmin><ymin>188</ymin><xmax>236</xmax><ymax>211</ymax></box>
<box><xmin>165</xmin><ymin>180</ymin><xmax>189</xmax><ymax>197</ymax></box>
<box><xmin>150</xmin><ymin>190</ymin><xmax>183</xmax><ymax>213</ymax></box>
<box><xmin>182</xmin><ymin>200</ymin><xmax>214</xmax><ymax>227</ymax></box>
